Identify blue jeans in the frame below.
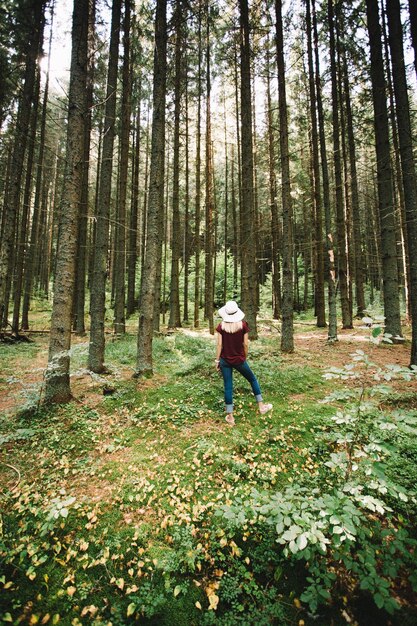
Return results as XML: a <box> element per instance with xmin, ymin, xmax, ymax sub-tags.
<box><xmin>219</xmin><ymin>358</ymin><xmax>263</xmax><ymax>413</ymax></box>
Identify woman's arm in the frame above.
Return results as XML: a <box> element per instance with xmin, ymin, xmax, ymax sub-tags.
<box><xmin>243</xmin><ymin>332</ymin><xmax>249</xmax><ymax>359</ymax></box>
<box><xmin>215</xmin><ymin>331</ymin><xmax>222</xmax><ymax>370</ymax></box>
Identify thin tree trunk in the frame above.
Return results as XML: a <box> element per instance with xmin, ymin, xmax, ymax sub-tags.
<box><xmin>382</xmin><ymin>6</ymin><xmax>410</xmax><ymax>321</ymax></box>
<box><xmin>204</xmin><ymin>0</ymin><xmax>214</xmax><ymax>334</ymax></box>
<box><xmin>275</xmin><ymin>0</ymin><xmax>293</xmax><ymax>351</ymax></box>
<box><xmin>12</xmin><ymin>70</ymin><xmax>41</xmax><ymax>334</ymax></box>
<box><xmin>223</xmin><ymin>90</ymin><xmax>229</xmax><ymax>305</ymax></box>
<box><xmin>239</xmin><ymin>0</ymin><xmax>258</xmax><ymax>338</ymax></box>
<box><xmin>365</xmin><ymin>0</ymin><xmax>402</xmax><ymax>339</ymax></box>
<box><xmin>340</xmin><ymin>16</ymin><xmax>365</xmax><ymax>318</ymax></box>
<box><xmin>313</xmin><ymin>0</ymin><xmax>337</xmax><ymax>341</ymax></box>
<box><xmin>74</xmin><ymin>0</ymin><xmax>95</xmax><ymax>335</ymax></box>
<box><xmin>183</xmin><ymin>63</ymin><xmax>190</xmax><ymax>323</ymax></box>
<box><xmin>88</xmin><ymin>0</ymin><xmax>121</xmax><ymax>372</ymax></box>
<box><xmin>0</xmin><ymin>0</ymin><xmax>45</xmax><ymax>333</ymax></box>
<box><xmin>233</xmin><ymin>40</ymin><xmax>242</xmax><ymax>290</ymax></box>
<box><xmin>135</xmin><ymin>0</ymin><xmax>167</xmax><ymax>375</ymax></box>
<box><xmin>230</xmin><ymin>143</ymin><xmax>239</xmax><ymax>297</ymax></box>
<box><xmin>387</xmin><ymin>0</ymin><xmax>417</xmax><ymax>363</ymax></box>
<box><xmin>266</xmin><ymin>43</ymin><xmax>281</xmax><ymax>320</ymax></box>
<box><xmin>305</xmin><ymin>0</ymin><xmax>325</xmax><ymax>327</ymax></box>
<box><xmin>168</xmin><ymin>0</ymin><xmax>183</xmax><ymax>329</ymax></box>
<box><xmin>193</xmin><ymin>1</ymin><xmax>202</xmax><ymax>329</ymax></box>
<box><xmin>127</xmin><ymin>101</ymin><xmax>141</xmax><ymax>317</ymax></box>
<box><xmin>114</xmin><ymin>0</ymin><xmax>132</xmax><ymax>335</ymax></box>
<box><xmin>328</xmin><ymin>0</ymin><xmax>352</xmax><ymax>329</ymax></box>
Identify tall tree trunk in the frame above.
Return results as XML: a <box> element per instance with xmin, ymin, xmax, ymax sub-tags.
<box><xmin>266</xmin><ymin>42</ymin><xmax>281</xmax><ymax>320</ymax></box>
<box><xmin>21</xmin><ymin>62</ymin><xmax>51</xmax><ymax>330</ymax></box>
<box><xmin>233</xmin><ymin>41</ymin><xmax>242</xmax><ymax>295</ymax></box>
<box><xmin>387</xmin><ymin>0</ymin><xmax>417</xmax><ymax>363</ymax></box>
<box><xmin>275</xmin><ymin>0</ymin><xmax>293</xmax><ymax>351</ymax></box>
<box><xmin>12</xmin><ymin>70</ymin><xmax>41</xmax><ymax>334</ymax></box>
<box><xmin>340</xmin><ymin>14</ymin><xmax>365</xmax><ymax>318</ymax></box>
<box><xmin>169</xmin><ymin>0</ymin><xmax>183</xmax><ymax>329</ymax></box>
<box><xmin>313</xmin><ymin>0</ymin><xmax>337</xmax><ymax>341</ymax></box>
<box><xmin>44</xmin><ymin>0</ymin><xmax>89</xmax><ymax>403</ymax></box>
<box><xmin>0</xmin><ymin>0</ymin><xmax>45</xmax><ymax>333</ymax></box>
<box><xmin>183</xmin><ymin>64</ymin><xmax>190</xmax><ymax>323</ymax></box>
<box><xmin>223</xmin><ymin>90</ymin><xmax>229</xmax><ymax>305</ymax></box>
<box><xmin>114</xmin><ymin>0</ymin><xmax>132</xmax><ymax>335</ymax></box>
<box><xmin>328</xmin><ymin>0</ymin><xmax>352</xmax><ymax>329</ymax></box>
<box><xmin>204</xmin><ymin>0</ymin><xmax>214</xmax><ymax>334</ymax></box>
<box><xmin>305</xmin><ymin>0</ymin><xmax>325</xmax><ymax>327</ymax></box>
<box><xmin>127</xmin><ymin>101</ymin><xmax>141</xmax><ymax>317</ymax></box>
<box><xmin>88</xmin><ymin>0</ymin><xmax>121</xmax><ymax>372</ymax></box>
<box><xmin>74</xmin><ymin>0</ymin><xmax>95</xmax><ymax>335</ymax></box>
<box><xmin>230</xmin><ymin>143</ymin><xmax>239</xmax><ymax>297</ymax></box>
<box><xmin>135</xmin><ymin>0</ymin><xmax>167</xmax><ymax>375</ymax></box>
<box><xmin>365</xmin><ymin>0</ymin><xmax>402</xmax><ymax>339</ymax></box>
<box><xmin>193</xmin><ymin>1</ymin><xmax>202</xmax><ymax>329</ymax></box>
<box><xmin>381</xmin><ymin>6</ymin><xmax>410</xmax><ymax>321</ymax></box>
<box><xmin>239</xmin><ymin>0</ymin><xmax>257</xmax><ymax>337</ymax></box>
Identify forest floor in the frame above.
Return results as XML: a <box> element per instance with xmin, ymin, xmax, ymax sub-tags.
<box><xmin>0</xmin><ymin>321</ymin><xmax>413</xmax><ymax>417</ymax></box>
<box><xmin>1</xmin><ymin>319</ymin><xmax>417</xmax><ymax>626</ymax></box>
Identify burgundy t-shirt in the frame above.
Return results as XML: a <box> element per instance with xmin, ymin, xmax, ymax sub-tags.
<box><xmin>216</xmin><ymin>321</ymin><xmax>249</xmax><ymax>365</ymax></box>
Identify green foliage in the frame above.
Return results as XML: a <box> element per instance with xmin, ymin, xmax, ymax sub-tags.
<box><xmin>1</xmin><ymin>334</ymin><xmax>417</xmax><ymax>625</ymax></box>
<box><xmin>215</xmin><ymin>349</ymin><xmax>417</xmax><ymax>618</ymax></box>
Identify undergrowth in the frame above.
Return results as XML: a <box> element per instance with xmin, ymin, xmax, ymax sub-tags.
<box><xmin>1</xmin><ymin>331</ymin><xmax>417</xmax><ymax>625</ymax></box>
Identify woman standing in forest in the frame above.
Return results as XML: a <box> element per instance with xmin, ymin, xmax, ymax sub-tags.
<box><xmin>215</xmin><ymin>301</ymin><xmax>273</xmax><ymax>425</ymax></box>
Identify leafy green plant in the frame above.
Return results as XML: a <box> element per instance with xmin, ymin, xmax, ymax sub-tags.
<box><xmin>215</xmin><ymin>350</ymin><xmax>417</xmax><ymax>617</ymax></box>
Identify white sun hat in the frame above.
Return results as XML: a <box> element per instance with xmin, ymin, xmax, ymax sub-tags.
<box><xmin>218</xmin><ymin>300</ymin><xmax>245</xmax><ymax>322</ymax></box>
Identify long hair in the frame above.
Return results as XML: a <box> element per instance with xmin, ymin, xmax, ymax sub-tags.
<box><xmin>221</xmin><ymin>321</ymin><xmax>243</xmax><ymax>333</ymax></box>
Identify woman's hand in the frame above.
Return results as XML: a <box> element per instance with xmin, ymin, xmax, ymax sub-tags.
<box><xmin>215</xmin><ymin>359</ymin><xmax>220</xmax><ymax>371</ymax></box>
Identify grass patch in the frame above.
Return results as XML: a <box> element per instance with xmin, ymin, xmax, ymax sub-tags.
<box><xmin>1</xmin><ymin>328</ymin><xmax>417</xmax><ymax>625</ymax></box>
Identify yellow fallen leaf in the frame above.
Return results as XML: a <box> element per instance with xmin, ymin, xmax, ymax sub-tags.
<box><xmin>67</xmin><ymin>586</ymin><xmax>76</xmax><ymax>597</ymax></box>
<box><xmin>208</xmin><ymin>592</ymin><xmax>219</xmax><ymax>611</ymax></box>
<box><xmin>127</xmin><ymin>603</ymin><xmax>136</xmax><ymax>617</ymax></box>
<box><xmin>195</xmin><ymin>601</ymin><xmax>202</xmax><ymax>610</ymax></box>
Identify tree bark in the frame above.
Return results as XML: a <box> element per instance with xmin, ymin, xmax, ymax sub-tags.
<box><xmin>168</xmin><ymin>0</ymin><xmax>184</xmax><ymax>329</ymax></box>
<box><xmin>312</xmin><ymin>0</ymin><xmax>337</xmax><ymax>341</ymax></box>
<box><xmin>135</xmin><ymin>0</ymin><xmax>167</xmax><ymax>375</ymax></box>
<box><xmin>12</xmin><ymin>70</ymin><xmax>41</xmax><ymax>334</ymax></box>
<box><xmin>266</xmin><ymin>42</ymin><xmax>282</xmax><ymax>320</ymax></box>
<box><xmin>328</xmin><ymin>0</ymin><xmax>352</xmax><ymax>329</ymax></box>
<box><xmin>88</xmin><ymin>0</ymin><xmax>122</xmax><ymax>372</ymax></box>
<box><xmin>193</xmin><ymin>0</ymin><xmax>202</xmax><ymax>329</ymax></box>
<box><xmin>340</xmin><ymin>13</ymin><xmax>365</xmax><ymax>318</ymax></box>
<box><xmin>0</xmin><ymin>0</ymin><xmax>45</xmax><ymax>333</ymax></box>
<box><xmin>204</xmin><ymin>0</ymin><xmax>214</xmax><ymax>334</ymax></box>
<box><xmin>365</xmin><ymin>0</ymin><xmax>402</xmax><ymax>339</ymax></box>
<box><xmin>239</xmin><ymin>0</ymin><xmax>258</xmax><ymax>338</ymax></box>
<box><xmin>44</xmin><ymin>0</ymin><xmax>89</xmax><ymax>403</ymax></box>
<box><xmin>74</xmin><ymin>0</ymin><xmax>95</xmax><ymax>336</ymax></box>
<box><xmin>114</xmin><ymin>0</ymin><xmax>132</xmax><ymax>336</ymax></box>
<box><xmin>305</xmin><ymin>0</ymin><xmax>325</xmax><ymax>327</ymax></box>
<box><xmin>387</xmin><ymin>0</ymin><xmax>417</xmax><ymax>363</ymax></box>
<box><xmin>275</xmin><ymin>0</ymin><xmax>293</xmax><ymax>351</ymax></box>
